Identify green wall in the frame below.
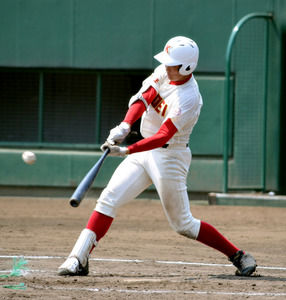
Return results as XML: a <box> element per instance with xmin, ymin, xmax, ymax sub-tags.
<box><xmin>0</xmin><ymin>0</ymin><xmax>285</xmax><ymax>194</ymax></box>
<box><xmin>0</xmin><ymin>0</ymin><xmax>246</xmax><ymax>71</ymax></box>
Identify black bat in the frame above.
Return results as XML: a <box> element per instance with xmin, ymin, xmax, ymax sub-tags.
<box><xmin>69</xmin><ymin>148</ymin><xmax>110</xmax><ymax>207</ymax></box>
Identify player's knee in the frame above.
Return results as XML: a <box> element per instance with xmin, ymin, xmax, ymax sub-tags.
<box><xmin>95</xmin><ymin>188</ymin><xmax>117</xmax><ymax>218</ymax></box>
<box><xmin>174</xmin><ymin>217</ymin><xmax>201</xmax><ymax>240</ymax></box>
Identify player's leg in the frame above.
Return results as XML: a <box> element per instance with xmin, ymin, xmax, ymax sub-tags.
<box><xmin>196</xmin><ymin>221</ymin><xmax>257</xmax><ymax>276</ymax></box>
<box><xmin>146</xmin><ymin>147</ymin><xmax>201</xmax><ymax>238</ymax></box>
<box><xmin>58</xmin><ymin>153</ymin><xmax>152</xmax><ymax>276</ymax></box>
<box><xmin>149</xmin><ymin>148</ymin><xmax>256</xmax><ymax>276</ymax></box>
<box><xmin>148</xmin><ymin>148</ymin><xmax>201</xmax><ymax>238</ymax></box>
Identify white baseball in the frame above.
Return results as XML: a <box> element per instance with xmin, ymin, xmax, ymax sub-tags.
<box><xmin>22</xmin><ymin>151</ymin><xmax>36</xmax><ymax>165</ymax></box>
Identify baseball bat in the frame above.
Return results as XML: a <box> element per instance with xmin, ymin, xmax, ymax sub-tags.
<box><xmin>69</xmin><ymin>148</ymin><xmax>110</xmax><ymax>207</ymax></box>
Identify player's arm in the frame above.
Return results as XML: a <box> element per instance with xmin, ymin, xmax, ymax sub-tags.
<box><xmin>105</xmin><ymin>87</ymin><xmax>157</xmax><ymax>145</ymax></box>
<box><xmin>124</xmin><ymin>86</ymin><xmax>157</xmax><ymax>124</ymax></box>
<box><xmin>127</xmin><ymin>119</ymin><xmax>177</xmax><ymax>154</ymax></box>
<box><xmin>102</xmin><ymin>118</ymin><xmax>177</xmax><ymax>156</ymax></box>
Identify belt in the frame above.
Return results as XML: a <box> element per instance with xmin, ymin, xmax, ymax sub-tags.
<box><xmin>162</xmin><ymin>143</ymin><xmax>189</xmax><ymax>148</ymax></box>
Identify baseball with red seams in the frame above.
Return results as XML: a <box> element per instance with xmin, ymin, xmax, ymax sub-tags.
<box><xmin>22</xmin><ymin>151</ymin><xmax>36</xmax><ymax>165</ymax></box>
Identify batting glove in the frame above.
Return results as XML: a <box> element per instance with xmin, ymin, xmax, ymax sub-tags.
<box><xmin>101</xmin><ymin>142</ymin><xmax>129</xmax><ymax>157</ymax></box>
<box><xmin>107</xmin><ymin>122</ymin><xmax>131</xmax><ymax>145</ymax></box>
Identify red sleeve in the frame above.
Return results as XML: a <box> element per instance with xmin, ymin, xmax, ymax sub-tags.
<box><xmin>123</xmin><ymin>101</ymin><xmax>145</xmax><ymax>125</ymax></box>
<box><xmin>123</xmin><ymin>86</ymin><xmax>157</xmax><ymax>125</ymax></box>
<box><xmin>127</xmin><ymin>119</ymin><xmax>178</xmax><ymax>154</ymax></box>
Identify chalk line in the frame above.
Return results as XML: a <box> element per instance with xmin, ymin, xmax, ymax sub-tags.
<box><xmin>33</xmin><ymin>285</ymin><xmax>286</xmax><ymax>297</ymax></box>
<box><xmin>0</xmin><ymin>255</ymin><xmax>285</xmax><ymax>271</ymax></box>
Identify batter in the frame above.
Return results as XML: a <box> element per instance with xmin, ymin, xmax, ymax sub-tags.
<box><xmin>58</xmin><ymin>36</ymin><xmax>257</xmax><ymax>277</ymax></box>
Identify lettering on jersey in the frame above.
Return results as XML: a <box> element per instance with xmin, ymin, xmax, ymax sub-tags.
<box><xmin>151</xmin><ymin>95</ymin><xmax>168</xmax><ymax>117</ymax></box>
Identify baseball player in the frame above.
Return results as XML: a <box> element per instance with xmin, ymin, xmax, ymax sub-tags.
<box><xmin>58</xmin><ymin>36</ymin><xmax>257</xmax><ymax>277</ymax></box>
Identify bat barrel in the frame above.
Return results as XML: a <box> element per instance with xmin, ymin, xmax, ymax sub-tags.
<box><xmin>70</xmin><ymin>198</ymin><xmax>80</xmax><ymax>207</ymax></box>
<box><xmin>69</xmin><ymin>148</ymin><xmax>110</xmax><ymax>207</ymax></box>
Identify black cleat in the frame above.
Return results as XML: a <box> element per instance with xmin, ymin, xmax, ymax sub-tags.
<box><xmin>229</xmin><ymin>250</ymin><xmax>257</xmax><ymax>276</ymax></box>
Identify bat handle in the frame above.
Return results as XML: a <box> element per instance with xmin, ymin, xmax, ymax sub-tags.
<box><xmin>104</xmin><ymin>147</ymin><xmax>111</xmax><ymax>155</ymax></box>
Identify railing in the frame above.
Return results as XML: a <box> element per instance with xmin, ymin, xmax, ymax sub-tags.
<box><xmin>223</xmin><ymin>12</ymin><xmax>273</xmax><ymax>193</ymax></box>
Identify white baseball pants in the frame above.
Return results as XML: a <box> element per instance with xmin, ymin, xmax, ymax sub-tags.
<box><xmin>95</xmin><ymin>145</ymin><xmax>201</xmax><ymax>239</ymax></box>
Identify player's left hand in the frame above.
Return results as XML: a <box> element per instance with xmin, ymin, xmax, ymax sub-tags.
<box><xmin>101</xmin><ymin>142</ymin><xmax>129</xmax><ymax>157</ymax></box>
<box><xmin>107</xmin><ymin>122</ymin><xmax>131</xmax><ymax>145</ymax></box>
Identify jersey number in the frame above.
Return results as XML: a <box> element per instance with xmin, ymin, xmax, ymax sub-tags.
<box><xmin>152</xmin><ymin>95</ymin><xmax>168</xmax><ymax>117</ymax></box>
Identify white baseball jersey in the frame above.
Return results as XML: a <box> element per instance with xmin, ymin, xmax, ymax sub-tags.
<box><xmin>129</xmin><ymin>64</ymin><xmax>203</xmax><ymax>145</ymax></box>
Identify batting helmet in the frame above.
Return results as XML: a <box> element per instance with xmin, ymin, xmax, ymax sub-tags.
<box><xmin>154</xmin><ymin>36</ymin><xmax>199</xmax><ymax>75</ymax></box>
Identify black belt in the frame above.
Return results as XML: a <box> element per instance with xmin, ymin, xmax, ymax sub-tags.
<box><xmin>162</xmin><ymin>144</ymin><xmax>189</xmax><ymax>148</ymax></box>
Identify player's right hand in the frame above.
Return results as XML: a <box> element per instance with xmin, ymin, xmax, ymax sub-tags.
<box><xmin>106</xmin><ymin>122</ymin><xmax>131</xmax><ymax>145</ymax></box>
<box><xmin>100</xmin><ymin>142</ymin><xmax>129</xmax><ymax>157</ymax></box>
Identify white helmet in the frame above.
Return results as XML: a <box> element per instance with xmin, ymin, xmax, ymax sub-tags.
<box><xmin>154</xmin><ymin>36</ymin><xmax>199</xmax><ymax>75</ymax></box>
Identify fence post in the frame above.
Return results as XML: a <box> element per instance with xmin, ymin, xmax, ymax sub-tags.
<box><xmin>95</xmin><ymin>73</ymin><xmax>102</xmax><ymax>145</ymax></box>
<box><xmin>38</xmin><ymin>71</ymin><xmax>44</xmax><ymax>143</ymax></box>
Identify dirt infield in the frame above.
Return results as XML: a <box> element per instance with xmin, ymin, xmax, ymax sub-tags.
<box><xmin>0</xmin><ymin>196</ymin><xmax>285</xmax><ymax>299</ymax></box>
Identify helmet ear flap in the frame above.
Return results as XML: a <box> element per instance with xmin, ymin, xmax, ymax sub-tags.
<box><xmin>179</xmin><ymin>62</ymin><xmax>195</xmax><ymax>76</ymax></box>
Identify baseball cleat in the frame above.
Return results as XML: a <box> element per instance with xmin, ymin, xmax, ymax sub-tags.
<box><xmin>229</xmin><ymin>250</ymin><xmax>257</xmax><ymax>276</ymax></box>
<box><xmin>58</xmin><ymin>256</ymin><xmax>89</xmax><ymax>276</ymax></box>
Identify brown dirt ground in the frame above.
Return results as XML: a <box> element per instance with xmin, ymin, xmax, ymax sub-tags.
<box><xmin>0</xmin><ymin>196</ymin><xmax>285</xmax><ymax>299</ymax></box>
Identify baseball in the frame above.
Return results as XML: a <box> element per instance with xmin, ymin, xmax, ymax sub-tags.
<box><xmin>22</xmin><ymin>151</ymin><xmax>36</xmax><ymax>165</ymax></box>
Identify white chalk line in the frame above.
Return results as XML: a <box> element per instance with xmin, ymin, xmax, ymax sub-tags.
<box><xmin>0</xmin><ymin>255</ymin><xmax>285</xmax><ymax>271</ymax></box>
<box><xmin>34</xmin><ymin>285</ymin><xmax>286</xmax><ymax>297</ymax></box>
<box><xmin>156</xmin><ymin>260</ymin><xmax>286</xmax><ymax>271</ymax></box>
<box><xmin>1</xmin><ymin>255</ymin><xmax>285</xmax><ymax>297</ymax></box>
